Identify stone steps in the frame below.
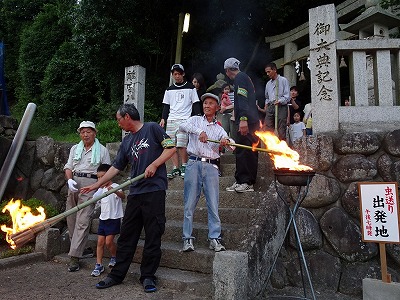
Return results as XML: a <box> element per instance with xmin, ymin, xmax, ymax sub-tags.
<box><xmin>85</xmin><ymin>236</ymin><xmax>215</xmax><ymax>274</ymax></box>
<box><xmin>165</xmin><ymin>205</ymin><xmax>254</xmax><ymax>225</ymax></box>
<box><xmin>167</xmin><ymin>189</ymin><xmax>264</xmax><ymax>208</ymax></box>
<box><xmin>85</xmin><ymin>152</ymin><xmax>274</xmax><ymax>298</ymax></box>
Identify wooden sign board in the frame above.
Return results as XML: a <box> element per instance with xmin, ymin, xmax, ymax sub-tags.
<box><xmin>358</xmin><ymin>182</ymin><xmax>400</xmax><ymax>243</ymax></box>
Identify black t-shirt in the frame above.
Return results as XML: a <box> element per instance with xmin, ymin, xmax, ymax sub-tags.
<box><xmin>288</xmin><ymin>98</ymin><xmax>303</xmax><ymax>124</ymax></box>
<box><xmin>233</xmin><ymin>72</ymin><xmax>259</xmax><ymax>125</ymax></box>
<box><xmin>113</xmin><ymin>122</ymin><xmax>170</xmax><ymax>195</ymax></box>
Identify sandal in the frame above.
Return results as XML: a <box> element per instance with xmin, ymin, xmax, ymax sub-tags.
<box><xmin>95</xmin><ymin>277</ymin><xmax>120</xmax><ymax>289</ymax></box>
<box><xmin>143</xmin><ymin>278</ymin><xmax>157</xmax><ymax>293</ymax></box>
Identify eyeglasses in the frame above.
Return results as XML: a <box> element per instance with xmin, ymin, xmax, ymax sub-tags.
<box><xmin>116</xmin><ymin>116</ymin><xmax>124</xmax><ymax>123</ymax></box>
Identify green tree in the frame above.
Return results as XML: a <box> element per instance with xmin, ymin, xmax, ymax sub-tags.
<box><xmin>0</xmin><ymin>0</ymin><xmax>58</xmax><ymax>105</ymax></box>
<box><xmin>17</xmin><ymin>1</ymin><xmax>74</xmax><ymax>105</ymax></box>
<box><xmin>40</xmin><ymin>41</ymin><xmax>97</xmax><ymax>122</ymax></box>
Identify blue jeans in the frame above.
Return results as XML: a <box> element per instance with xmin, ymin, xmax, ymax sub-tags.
<box><xmin>183</xmin><ymin>159</ymin><xmax>221</xmax><ymax>240</ymax></box>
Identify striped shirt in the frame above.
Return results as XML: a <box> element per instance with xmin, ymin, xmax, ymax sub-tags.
<box><xmin>179</xmin><ymin>115</ymin><xmax>233</xmax><ymax>160</ymax></box>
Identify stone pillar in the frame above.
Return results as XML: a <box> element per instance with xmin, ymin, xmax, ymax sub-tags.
<box><xmin>309</xmin><ymin>4</ymin><xmax>340</xmax><ymax>133</ymax></box>
<box><xmin>395</xmin><ymin>50</ymin><xmax>400</xmax><ymax>105</ymax></box>
<box><xmin>350</xmin><ymin>51</ymin><xmax>368</xmax><ymax>106</ymax></box>
<box><xmin>374</xmin><ymin>50</ymin><xmax>394</xmax><ymax>106</ymax></box>
<box><xmin>35</xmin><ymin>228</ymin><xmax>61</xmax><ymax>260</ymax></box>
<box><xmin>283</xmin><ymin>42</ymin><xmax>298</xmax><ymax>86</ymax></box>
<box><xmin>213</xmin><ymin>251</ymin><xmax>248</xmax><ymax>300</ymax></box>
<box><xmin>123</xmin><ymin>65</ymin><xmax>146</xmax><ymax>138</ymax></box>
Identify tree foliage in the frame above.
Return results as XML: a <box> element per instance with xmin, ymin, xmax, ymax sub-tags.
<box><xmin>0</xmin><ymin>0</ymin><xmax>362</xmax><ymax>126</ymax></box>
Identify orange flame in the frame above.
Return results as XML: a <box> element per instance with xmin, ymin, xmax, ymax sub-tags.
<box><xmin>1</xmin><ymin>199</ymin><xmax>46</xmax><ymax>249</ymax></box>
<box><xmin>255</xmin><ymin>131</ymin><xmax>312</xmax><ymax>171</ymax></box>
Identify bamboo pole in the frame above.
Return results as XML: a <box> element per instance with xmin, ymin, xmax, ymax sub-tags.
<box><xmin>207</xmin><ymin>139</ymin><xmax>284</xmax><ymax>156</ymax></box>
<box><xmin>274</xmin><ymin>104</ymin><xmax>279</xmax><ymax>136</ymax></box>
<box><xmin>9</xmin><ymin>173</ymin><xmax>145</xmax><ymax>249</ymax></box>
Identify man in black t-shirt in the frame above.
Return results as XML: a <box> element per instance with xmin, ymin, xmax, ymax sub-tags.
<box><xmin>81</xmin><ymin>104</ymin><xmax>175</xmax><ymax>293</ymax></box>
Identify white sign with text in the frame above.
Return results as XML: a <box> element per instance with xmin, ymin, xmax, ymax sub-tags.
<box><xmin>359</xmin><ymin>182</ymin><xmax>400</xmax><ymax>243</ymax></box>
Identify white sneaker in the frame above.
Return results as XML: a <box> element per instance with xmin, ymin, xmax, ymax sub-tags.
<box><xmin>209</xmin><ymin>239</ymin><xmax>226</xmax><ymax>252</ymax></box>
<box><xmin>183</xmin><ymin>239</ymin><xmax>194</xmax><ymax>252</ymax></box>
<box><xmin>226</xmin><ymin>182</ymin><xmax>239</xmax><ymax>192</ymax></box>
<box><xmin>234</xmin><ymin>183</ymin><xmax>254</xmax><ymax>193</ymax></box>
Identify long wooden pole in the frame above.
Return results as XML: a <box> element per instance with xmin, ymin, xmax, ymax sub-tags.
<box><xmin>10</xmin><ymin>173</ymin><xmax>145</xmax><ymax>249</ymax></box>
<box><xmin>207</xmin><ymin>139</ymin><xmax>283</xmax><ymax>156</ymax></box>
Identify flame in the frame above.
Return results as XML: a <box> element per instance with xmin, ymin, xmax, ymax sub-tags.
<box><xmin>1</xmin><ymin>199</ymin><xmax>46</xmax><ymax>249</ymax></box>
<box><xmin>255</xmin><ymin>131</ymin><xmax>312</xmax><ymax>171</ymax></box>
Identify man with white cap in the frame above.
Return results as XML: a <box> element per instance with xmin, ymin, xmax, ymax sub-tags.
<box><xmin>159</xmin><ymin>63</ymin><xmax>201</xmax><ymax>179</ymax></box>
<box><xmin>179</xmin><ymin>93</ymin><xmax>234</xmax><ymax>252</ymax></box>
<box><xmin>64</xmin><ymin>120</ymin><xmax>111</xmax><ymax>272</ymax></box>
<box><xmin>224</xmin><ymin>57</ymin><xmax>259</xmax><ymax>193</ymax></box>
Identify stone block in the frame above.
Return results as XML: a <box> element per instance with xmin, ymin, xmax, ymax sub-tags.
<box><xmin>35</xmin><ymin>228</ymin><xmax>61</xmax><ymax>260</ymax></box>
<box><xmin>363</xmin><ymin>278</ymin><xmax>400</xmax><ymax>300</ymax></box>
<box><xmin>213</xmin><ymin>250</ymin><xmax>248</xmax><ymax>300</ymax></box>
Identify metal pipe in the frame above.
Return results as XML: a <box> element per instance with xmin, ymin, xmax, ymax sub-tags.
<box><xmin>0</xmin><ymin>103</ymin><xmax>37</xmax><ymax>201</ymax></box>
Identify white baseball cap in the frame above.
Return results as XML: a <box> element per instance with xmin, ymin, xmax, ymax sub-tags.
<box><xmin>77</xmin><ymin>121</ymin><xmax>97</xmax><ymax>133</ymax></box>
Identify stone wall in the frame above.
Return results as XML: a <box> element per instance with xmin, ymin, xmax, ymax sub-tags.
<box><xmin>257</xmin><ymin>130</ymin><xmax>400</xmax><ymax>297</ymax></box>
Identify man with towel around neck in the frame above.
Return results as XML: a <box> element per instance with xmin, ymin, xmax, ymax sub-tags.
<box><xmin>64</xmin><ymin>121</ymin><xmax>111</xmax><ymax>272</ymax></box>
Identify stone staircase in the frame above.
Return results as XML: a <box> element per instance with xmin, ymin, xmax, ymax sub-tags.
<box><xmin>84</xmin><ymin>152</ymin><xmax>273</xmax><ymax>298</ymax></box>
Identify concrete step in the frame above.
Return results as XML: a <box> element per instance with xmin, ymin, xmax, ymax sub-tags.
<box><xmin>165</xmin><ymin>205</ymin><xmax>254</xmax><ymax>225</ymax></box>
<box><xmin>53</xmin><ymin>253</ymin><xmax>213</xmax><ymax>298</ymax></box>
<box><xmin>166</xmin><ymin>189</ymin><xmax>264</xmax><ymax>209</ymax></box>
<box><xmin>167</xmin><ymin>175</ymin><xmax>235</xmax><ymax>190</ymax></box>
<box><xmin>162</xmin><ymin>220</ymin><xmax>246</xmax><ymax>249</ymax></box>
<box><xmin>86</xmin><ymin>236</ymin><xmax>215</xmax><ymax>274</ymax></box>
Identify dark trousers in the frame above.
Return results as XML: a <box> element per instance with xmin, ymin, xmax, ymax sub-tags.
<box><xmin>108</xmin><ymin>190</ymin><xmax>166</xmax><ymax>283</ymax></box>
<box><xmin>265</xmin><ymin>104</ymin><xmax>288</xmax><ymax>141</ymax></box>
<box><xmin>235</xmin><ymin>122</ymin><xmax>259</xmax><ymax>185</ymax></box>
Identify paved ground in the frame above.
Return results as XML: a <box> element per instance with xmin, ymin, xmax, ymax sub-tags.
<box><xmin>0</xmin><ymin>254</ymin><xmax>208</xmax><ymax>300</ymax></box>
<box><xmin>0</xmin><ymin>253</ymin><xmax>362</xmax><ymax>300</ymax></box>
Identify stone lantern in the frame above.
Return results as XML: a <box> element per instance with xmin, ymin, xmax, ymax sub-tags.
<box><xmin>340</xmin><ymin>1</ymin><xmax>400</xmax><ymax>105</ymax></box>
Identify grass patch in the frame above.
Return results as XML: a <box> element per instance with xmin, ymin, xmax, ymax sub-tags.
<box><xmin>0</xmin><ymin>244</ymin><xmax>34</xmax><ymax>259</ymax></box>
<box><xmin>25</xmin><ymin>116</ymin><xmax>121</xmax><ymax>143</ymax></box>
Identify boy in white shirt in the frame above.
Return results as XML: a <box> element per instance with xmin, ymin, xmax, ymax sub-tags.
<box><xmin>91</xmin><ymin>164</ymin><xmax>125</xmax><ymax>277</ymax></box>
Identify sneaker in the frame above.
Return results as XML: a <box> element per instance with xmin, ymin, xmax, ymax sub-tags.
<box><xmin>226</xmin><ymin>182</ymin><xmax>239</xmax><ymax>192</ymax></box>
<box><xmin>209</xmin><ymin>239</ymin><xmax>226</xmax><ymax>252</ymax></box>
<box><xmin>234</xmin><ymin>183</ymin><xmax>254</xmax><ymax>193</ymax></box>
<box><xmin>108</xmin><ymin>257</ymin><xmax>116</xmax><ymax>268</ymax></box>
<box><xmin>68</xmin><ymin>257</ymin><xmax>80</xmax><ymax>272</ymax></box>
<box><xmin>81</xmin><ymin>247</ymin><xmax>94</xmax><ymax>258</ymax></box>
<box><xmin>182</xmin><ymin>238</ymin><xmax>194</xmax><ymax>252</ymax></box>
<box><xmin>91</xmin><ymin>264</ymin><xmax>105</xmax><ymax>277</ymax></box>
<box><xmin>180</xmin><ymin>165</ymin><xmax>186</xmax><ymax>178</ymax></box>
<box><xmin>167</xmin><ymin>168</ymin><xmax>180</xmax><ymax>179</ymax></box>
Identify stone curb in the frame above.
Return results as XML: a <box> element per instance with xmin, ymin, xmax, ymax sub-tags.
<box><xmin>0</xmin><ymin>252</ymin><xmax>45</xmax><ymax>270</ymax></box>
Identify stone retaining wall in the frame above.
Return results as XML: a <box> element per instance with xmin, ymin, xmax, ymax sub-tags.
<box><xmin>263</xmin><ymin>130</ymin><xmax>400</xmax><ymax>297</ymax></box>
